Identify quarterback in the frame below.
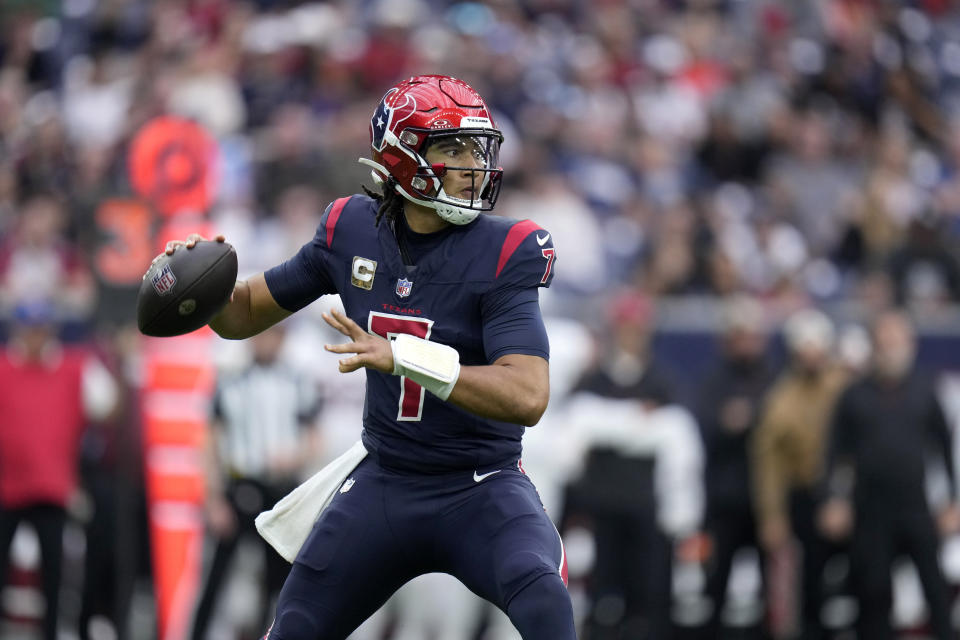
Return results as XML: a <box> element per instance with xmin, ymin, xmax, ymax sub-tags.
<box><xmin>167</xmin><ymin>75</ymin><xmax>574</xmax><ymax>639</ymax></box>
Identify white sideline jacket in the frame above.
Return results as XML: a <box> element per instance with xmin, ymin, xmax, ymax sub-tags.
<box><xmin>566</xmin><ymin>393</ymin><xmax>705</xmax><ymax>538</ymax></box>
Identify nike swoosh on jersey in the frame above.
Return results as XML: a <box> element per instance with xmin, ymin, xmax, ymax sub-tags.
<box><xmin>473</xmin><ymin>469</ymin><xmax>502</xmax><ymax>482</ymax></box>
<box><xmin>536</xmin><ymin>233</ymin><xmax>550</xmax><ymax>246</ymax></box>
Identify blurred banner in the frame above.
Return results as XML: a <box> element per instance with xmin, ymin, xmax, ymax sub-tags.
<box><xmin>129</xmin><ymin>116</ymin><xmax>218</xmax><ymax>219</ymax></box>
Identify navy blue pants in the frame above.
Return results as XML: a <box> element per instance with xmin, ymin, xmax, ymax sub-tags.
<box><xmin>264</xmin><ymin>457</ymin><xmax>574</xmax><ymax>639</ymax></box>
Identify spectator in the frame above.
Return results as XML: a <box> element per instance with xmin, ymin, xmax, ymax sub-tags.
<box><xmin>254</xmin><ymin>104</ymin><xmax>327</xmax><ymax>218</ymax></box>
<box><xmin>0</xmin><ymin>193</ymin><xmax>95</xmax><ymax>324</ymax></box>
<box><xmin>695</xmin><ymin>296</ymin><xmax>775</xmax><ymax>638</ymax></box>
<box><xmin>565</xmin><ymin>292</ymin><xmax>702</xmax><ymax>640</ymax></box>
<box><xmin>191</xmin><ymin>324</ymin><xmax>320</xmax><ymax>640</ymax></box>
<box><xmin>696</xmin><ymin>109</ymin><xmax>770</xmax><ymax>185</ymax></box>
<box><xmin>887</xmin><ymin>212</ymin><xmax>960</xmax><ymax>312</ymax></box>
<box><xmin>17</xmin><ymin>109</ymin><xmax>74</xmax><ymax>198</ymax></box>
<box><xmin>61</xmin><ymin>51</ymin><xmax>135</xmax><ymax>149</ymax></box>
<box><xmin>0</xmin><ymin>299</ymin><xmax>118</xmax><ymax>640</ymax></box>
<box><xmin>764</xmin><ymin>110</ymin><xmax>862</xmax><ymax>256</ymax></box>
<box><xmin>820</xmin><ymin>309</ymin><xmax>959</xmax><ymax>640</ymax></box>
<box><xmin>751</xmin><ymin>308</ymin><xmax>847</xmax><ymax>640</ymax></box>
<box><xmin>78</xmin><ymin>326</ymin><xmax>151</xmax><ymax>640</ymax></box>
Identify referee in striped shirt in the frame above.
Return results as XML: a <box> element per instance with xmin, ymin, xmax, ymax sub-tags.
<box><xmin>192</xmin><ymin>324</ymin><xmax>321</xmax><ymax>640</ymax></box>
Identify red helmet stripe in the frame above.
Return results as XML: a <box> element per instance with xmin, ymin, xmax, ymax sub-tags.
<box><xmin>325</xmin><ymin>197</ymin><xmax>351</xmax><ymax>248</ymax></box>
<box><xmin>495</xmin><ymin>220</ymin><xmax>541</xmax><ymax>278</ymax></box>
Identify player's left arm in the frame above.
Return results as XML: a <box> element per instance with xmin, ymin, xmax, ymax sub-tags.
<box><xmin>459</xmin><ymin>221</ymin><xmax>556</xmax><ymax>425</ymax></box>
<box><xmin>447</xmin><ymin>353</ymin><xmax>548</xmax><ymax>425</ymax></box>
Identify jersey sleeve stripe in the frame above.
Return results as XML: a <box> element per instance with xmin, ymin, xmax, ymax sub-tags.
<box><xmin>324</xmin><ymin>197</ymin><xmax>351</xmax><ymax>248</ymax></box>
<box><xmin>495</xmin><ymin>219</ymin><xmax>541</xmax><ymax>278</ymax></box>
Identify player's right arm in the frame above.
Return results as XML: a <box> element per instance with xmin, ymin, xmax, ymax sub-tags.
<box><xmin>209</xmin><ymin>274</ymin><xmax>291</xmax><ymax>339</ymax></box>
<box><xmin>161</xmin><ymin>234</ymin><xmax>292</xmax><ymax>340</ymax></box>
<box><xmin>164</xmin><ymin>195</ymin><xmax>342</xmax><ymax>337</ymax></box>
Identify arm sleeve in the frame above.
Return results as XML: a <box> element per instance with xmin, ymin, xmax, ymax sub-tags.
<box><xmin>296</xmin><ymin>374</ymin><xmax>321</xmax><ymax>428</ymax></box>
<box><xmin>263</xmin><ymin>204</ymin><xmax>340</xmax><ymax>312</ymax></box>
<box><xmin>480</xmin><ymin>222</ymin><xmax>554</xmax><ymax>362</ymax></box>
<box><xmin>694</xmin><ymin>379</ymin><xmax>721</xmax><ymax>451</ymax></box>
<box><xmin>481</xmin><ymin>286</ymin><xmax>549</xmax><ymax>362</ymax></box>
<box><xmin>751</xmin><ymin>399</ymin><xmax>789</xmax><ymax>528</ymax></box>
<box><xmin>654</xmin><ymin>406</ymin><xmax>705</xmax><ymax>537</ymax></box>
<box><xmin>81</xmin><ymin>356</ymin><xmax>119</xmax><ymax>421</ymax></box>
<box><xmin>822</xmin><ymin>388</ymin><xmax>857</xmax><ymax>500</ymax></box>
<box><xmin>928</xmin><ymin>386</ymin><xmax>957</xmax><ymax>500</ymax></box>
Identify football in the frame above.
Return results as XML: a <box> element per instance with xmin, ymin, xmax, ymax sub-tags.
<box><xmin>137</xmin><ymin>240</ymin><xmax>238</xmax><ymax>337</ymax></box>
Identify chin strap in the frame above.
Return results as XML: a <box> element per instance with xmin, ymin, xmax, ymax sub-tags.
<box><xmin>357</xmin><ymin>157</ymin><xmax>480</xmax><ymax>225</ymax></box>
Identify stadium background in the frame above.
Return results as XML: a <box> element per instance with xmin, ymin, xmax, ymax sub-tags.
<box><xmin>2</xmin><ymin>0</ymin><xmax>960</xmax><ymax>638</ymax></box>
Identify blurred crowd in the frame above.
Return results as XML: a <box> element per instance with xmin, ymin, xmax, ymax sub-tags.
<box><xmin>2</xmin><ymin>0</ymin><xmax>960</xmax><ymax>638</ymax></box>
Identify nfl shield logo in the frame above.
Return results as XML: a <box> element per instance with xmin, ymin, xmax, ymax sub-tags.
<box><xmin>395</xmin><ymin>278</ymin><xmax>413</xmax><ymax>298</ymax></box>
<box><xmin>151</xmin><ymin>264</ymin><xmax>177</xmax><ymax>296</ymax></box>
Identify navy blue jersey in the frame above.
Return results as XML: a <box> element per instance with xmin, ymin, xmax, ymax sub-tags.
<box><xmin>264</xmin><ymin>195</ymin><xmax>556</xmax><ymax>473</ymax></box>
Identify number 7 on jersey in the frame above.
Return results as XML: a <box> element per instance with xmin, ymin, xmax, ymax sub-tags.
<box><xmin>369</xmin><ymin>312</ymin><xmax>435</xmax><ymax>421</ymax></box>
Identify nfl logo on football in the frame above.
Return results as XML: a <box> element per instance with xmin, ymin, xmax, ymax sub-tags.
<box><xmin>395</xmin><ymin>278</ymin><xmax>413</xmax><ymax>298</ymax></box>
<box><xmin>152</xmin><ymin>264</ymin><xmax>177</xmax><ymax>296</ymax></box>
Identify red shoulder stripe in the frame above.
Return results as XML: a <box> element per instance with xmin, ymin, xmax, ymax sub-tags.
<box><xmin>495</xmin><ymin>220</ymin><xmax>541</xmax><ymax>278</ymax></box>
<box><xmin>324</xmin><ymin>197</ymin><xmax>350</xmax><ymax>248</ymax></box>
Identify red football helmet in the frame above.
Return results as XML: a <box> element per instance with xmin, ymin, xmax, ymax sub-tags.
<box><xmin>359</xmin><ymin>75</ymin><xmax>504</xmax><ymax>225</ymax></box>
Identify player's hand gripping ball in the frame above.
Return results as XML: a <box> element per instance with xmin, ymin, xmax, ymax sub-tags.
<box><xmin>137</xmin><ymin>236</ymin><xmax>237</xmax><ymax>337</ymax></box>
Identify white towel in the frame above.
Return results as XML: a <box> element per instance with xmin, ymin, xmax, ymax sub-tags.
<box><xmin>255</xmin><ymin>440</ymin><xmax>368</xmax><ymax>563</ymax></box>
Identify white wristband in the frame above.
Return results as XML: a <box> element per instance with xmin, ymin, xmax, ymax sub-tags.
<box><xmin>390</xmin><ymin>333</ymin><xmax>461</xmax><ymax>401</ymax></box>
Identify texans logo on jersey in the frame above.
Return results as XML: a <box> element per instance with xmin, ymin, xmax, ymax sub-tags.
<box><xmin>371</xmin><ymin>89</ymin><xmax>417</xmax><ymax>151</ymax></box>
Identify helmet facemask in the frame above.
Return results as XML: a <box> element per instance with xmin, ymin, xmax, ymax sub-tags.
<box><xmin>361</xmin><ymin>129</ymin><xmax>503</xmax><ymax>226</ymax></box>
<box><xmin>406</xmin><ymin>129</ymin><xmax>503</xmax><ymax>225</ymax></box>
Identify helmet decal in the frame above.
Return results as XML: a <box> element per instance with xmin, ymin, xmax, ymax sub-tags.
<box><xmin>371</xmin><ymin>89</ymin><xmax>417</xmax><ymax>152</ymax></box>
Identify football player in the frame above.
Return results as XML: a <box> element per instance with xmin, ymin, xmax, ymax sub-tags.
<box><xmin>165</xmin><ymin>75</ymin><xmax>573</xmax><ymax>639</ymax></box>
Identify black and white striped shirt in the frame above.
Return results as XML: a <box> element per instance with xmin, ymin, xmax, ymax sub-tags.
<box><xmin>212</xmin><ymin>363</ymin><xmax>319</xmax><ymax>479</ymax></box>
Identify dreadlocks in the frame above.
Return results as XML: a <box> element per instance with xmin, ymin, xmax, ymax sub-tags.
<box><xmin>362</xmin><ymin>177</ymin><xmax>405</xmax><ymax>227</ymax></box>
